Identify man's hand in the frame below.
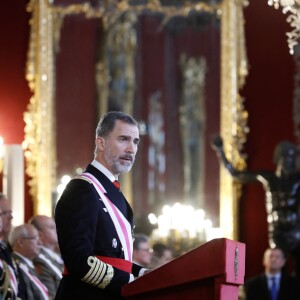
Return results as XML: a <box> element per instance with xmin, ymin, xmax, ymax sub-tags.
<box><xmin>142</xmin><ymin>269</ymin><xmax>152</xmax><ymax>275</ymax></box>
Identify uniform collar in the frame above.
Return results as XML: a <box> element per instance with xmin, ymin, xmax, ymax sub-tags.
<box><xmin>265</xmin><ymin>272</ymin><xmax>281</xmax><ymax>280</ymax></box>
<box><xmin>91</xmin><ymin>159</ymin><xmax>116</xmax><ymax>182</ymax></box>
<box><xmin>41</xmin><ymin>246</ymin><xmax>63</xmax><ymax>264</ymax></box>
<box><xmin>15</xmin><ymin>252</ymin><xmax>35</xmax><ymax>269</ymax></box>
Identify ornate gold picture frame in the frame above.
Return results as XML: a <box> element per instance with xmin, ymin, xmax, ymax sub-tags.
<box><xmin>25</xmin><ymin>0</ymin><xmax>248</xmax><ymax>240</ymax></box>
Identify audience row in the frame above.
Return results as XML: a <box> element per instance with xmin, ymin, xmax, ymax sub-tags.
<box><xmin>0</xmin><ymin>193</ymin><xmax>63</xmax><ymax>300</ymax></box>
<box><xmin>6</xmin><ymin>194</ymin><xmax>299</xmax><ymax>300</ymax></box>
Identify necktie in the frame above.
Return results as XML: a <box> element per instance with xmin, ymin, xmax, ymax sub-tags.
<box><xmin>113</xmin><ymin>180</ymin><xmax>121</xmax><ymax>190</ymax></box>
<box><xmin>270</xmin><ymin>277</ymin><xmax>278</xmax><ymax>300</ymax></box>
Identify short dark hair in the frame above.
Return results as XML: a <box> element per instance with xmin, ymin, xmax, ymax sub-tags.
<box><xmin>153</xmin><ymin>243</ymin><xmax>172</xmax><ymax>258</ymax></box>
<box><xmin>133</xmin><ymin>233</ymin><xmax>149</xmax><ymax>250</ymax></box>
<box><xmin>95</xmin><ymin>111</ymin><xmax>138</xmax><ymax>138</ymax></box>
<box><xmin>266</xmin><ymin>247</ymin><xmax>287</xmax><ymax>259</ymax></box>
<box><xmin>28</xmin><ymin>215</ymin><xmax>42</xmax><ymax>231</ymax></box>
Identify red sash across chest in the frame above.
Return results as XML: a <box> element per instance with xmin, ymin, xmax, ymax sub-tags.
<box><xmin>63</xmin><ymin>256</ymin><xmax>132</xmax><ymax>275</ymax></box>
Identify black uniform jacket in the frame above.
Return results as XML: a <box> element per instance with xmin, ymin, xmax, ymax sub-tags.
<box><xmin>244</xmin><ymin>273</ymin><xmax>300</xmax><ymax>300</ymax></box>
<box><xmin>55</xmin><ymin>164</ymin><xmax>143</xmax><ymax>300</ymax></box>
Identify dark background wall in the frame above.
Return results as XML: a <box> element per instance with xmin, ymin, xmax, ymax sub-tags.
<box><xmin>0</xmin><ymin>0</ymin><xmax>297</xmax><ymax>279</ymax></box>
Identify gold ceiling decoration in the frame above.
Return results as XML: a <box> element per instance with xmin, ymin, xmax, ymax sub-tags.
<box><xmin>47</xmin><ymin>0</ymin><xmax>220</xmax><ymax>21</ymax></box>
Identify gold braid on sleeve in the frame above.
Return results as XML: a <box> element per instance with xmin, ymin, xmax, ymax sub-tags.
<box><xmin>81</xmin><ymin>256</ymin><xmax>114</xmax><ymax>289</ymax></box>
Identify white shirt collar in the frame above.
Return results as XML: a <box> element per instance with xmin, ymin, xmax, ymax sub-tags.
<box><xmin>266</xmin><ymin>272</ymin><xmax>281</xmax><ymax>279</ymax></box>
<box><xmin>41</xmin><ymin>246</ymin><xmax>63</xmax><ymax>264</ymax></box>
<box><xmin>266</xmin><ymin>272</ymin><xmax>281</xmax><ymax>290</ymax></box>
<box><xmin>15</xmin><ymin>252</ymin><xmax>35</xmax><ymax>269</ymax></box>
<box><xmin>91</xmin><ymin>160</ymin><xmax>117</xmax><ymax>182</ymax></box>
<box><xmin>266</xmin><ymin>272</ymin><xmax>281</xmax><ymax>286</ymax></box>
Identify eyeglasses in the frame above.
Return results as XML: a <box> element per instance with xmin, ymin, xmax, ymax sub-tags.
<box><xmin>22</xmin><ymin>236</ymin><xmax>39</xmax><ymax>240</ymax></box>
<box><xmin>137</xmin><ymin>248</ymin><xmax>153</xmax><ymax>253</ymax></box>
<box><xmin>0</xmin><ymin>210</ymin><xmax>12</xmax><ymax>217</ymax></box>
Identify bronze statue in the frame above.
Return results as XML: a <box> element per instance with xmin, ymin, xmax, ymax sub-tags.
<box><xmin>212</xmin><ymin>136</ymin><xmax>300</xmax><ymax>275</ymax></box>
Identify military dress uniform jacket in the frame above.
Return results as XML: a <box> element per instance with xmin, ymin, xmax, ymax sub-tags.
<box><xmin>55</xmin><ymin>164</ymin><xmax>144</xmax><ymax>300</ymax></box>
<box><xmin>12</xmin><ymin>253</ymin><xmax>48</xmax><ymax>300</ymax></box>
<box><xmin>34</xmin><ymin>247</ymin><xmax>63</xmax><ymax>299</ymax></box>
<box><xmin>0</xmin><ymin>242</ymin><xmax>27</xmax><ymax>300</ymax></box>
<box><xmin>243</xmin><ymin>273</ymin><xmax>300</xmax><ymax>300</ymax></box>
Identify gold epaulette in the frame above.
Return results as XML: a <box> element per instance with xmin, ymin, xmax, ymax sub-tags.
<box><xmin>0</xmin><ymin>260</ymin><xmax>12</xmax><ymax>299</ymax></box>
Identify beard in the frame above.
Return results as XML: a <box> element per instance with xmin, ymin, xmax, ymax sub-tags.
<box><xmin>104</xmin><ymin>152</ymin><xmax>135</xmax><ymax>174</ymax></box>
<box><xmin>114</xmin><ymin>160</ymin><xmax>133</xmax><ymax>173</ymax></box>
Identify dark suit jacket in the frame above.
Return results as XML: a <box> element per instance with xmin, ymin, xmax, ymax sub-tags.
<box><xmin>13</xmin><ymin>253</ymin><xmax>48</xmax><ymax>300</ymax></box>
<box><xmin>0</xmin><ymin>241</ymin><xmax>27</xmax><ymax>300</ymax></box>
<box><xmin>55</xmin><ymin>164</ymin><xmax>144</xmax><ymax>300</ymax></box>
<box><xmin>244</xmin><ymin>273</ymin><xmax>300</xmax><ymax>300</ymax></box>
<box><xmin>34</xmin><ymin>247</ymin><xmax>63</xmax><ymax>299</ymax></box>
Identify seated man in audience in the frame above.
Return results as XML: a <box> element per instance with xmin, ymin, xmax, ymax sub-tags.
<box><xmin>9</xmin><ymin>223</ymin><xmax>49</xmax><ymax>300</ymax></box>
<box><xmin>0</xmin><ymin>258</ymin><xmax>17</xmax><ymax>299</ymax></box>
<box><xmin>29</xmin><ymin>215</ymin><xmax>63</xmax><ymax>299</ymax></box>
<box><xmin>0</xmin><ymin>193</ymin><xmax>26</xmax><ymax>299</ymax></box>
<box><xmin>149</xmin><ymin>242</ymin><xmax>173</xmax><ymax>269</ymax></box>
<box><xmin>243</xmin><ymin>247</ymin><xmax>300</xmax><ymax>300</ymax></box>
<box><xmin>133</xmin><ymin>233</ymin><xmax>153</xmax><ymax>268</ymax></box>
<box><xmin>0</xmin><ymin>193</ymin><xmax>13</xmax><ymax>263</ymax></box>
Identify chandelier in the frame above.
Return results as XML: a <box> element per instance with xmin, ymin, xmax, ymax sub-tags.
<box><xmin>268</xmin><ymin>0</ymin><xmax>300</xmax><ymax>54</ymax></box>
<box><xmin>148</xmin><ymin>203</ymin><xmax>223</xmax><ymax>255</ymax></box>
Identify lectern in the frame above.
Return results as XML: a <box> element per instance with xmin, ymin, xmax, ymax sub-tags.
<box><xmin>122</xmin><ymin>238</ymin><xmax>245</xmax><ymax>300</ymax></box>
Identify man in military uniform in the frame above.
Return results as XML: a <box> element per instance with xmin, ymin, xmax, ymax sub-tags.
<box><xmin>29</xmin><ymin>215</ymin><xmax>63</xmax><ymax>299</ymax></box>
<box><xmin>10</xmin><ymin>224</ymin><xmax>49</xmax><ymax>300</ymax></box>
<box><xmin>0</xmin><ymin>193</ymin><xmax>26</xmax><ymax>299</ymax></box>
<box><xmin>55</xmin><ymin>111</ymin><xmax>147</xmax><ymax>299</ymax></box>
<box><xmin>212</xmin><ymin>136</ymin><xmax>300</xmax><ymax>276</ymax></box>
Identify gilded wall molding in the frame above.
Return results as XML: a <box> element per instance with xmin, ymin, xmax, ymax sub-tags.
<box><xmin>220</xmin><ymin>0</ymin><xmax>248</xmax><ymax>239</ymax></box>
<box><xmin>25</xmin><ymin>0</ymin><xmax>56</xmax><ymax>216</ymax></box>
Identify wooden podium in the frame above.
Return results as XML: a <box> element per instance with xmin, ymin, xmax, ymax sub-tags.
<box><xmin>122</xmin><ymin>238</ymin><xmax>245</xmax><ymax>300</ymax></box>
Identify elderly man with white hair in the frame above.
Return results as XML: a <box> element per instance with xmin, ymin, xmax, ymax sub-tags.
<box><xmin>29</xmin><ymin>215</ymin><xmax>63</xmax><ymax>299</ymax></box>
<box><xmin>9</xmin><ymin>223</ymin><xmax>48</xmax><ymax>300</ymax></box>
